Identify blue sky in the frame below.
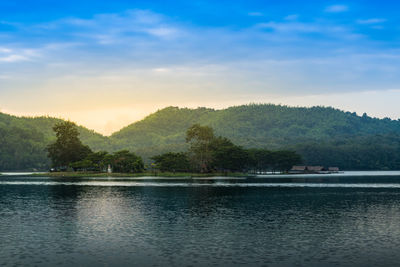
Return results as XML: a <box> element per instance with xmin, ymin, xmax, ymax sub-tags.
<box><xmin>1</xmin><ymin>0</ymin><xmax>400</xmax><ymax>134</ymax></box>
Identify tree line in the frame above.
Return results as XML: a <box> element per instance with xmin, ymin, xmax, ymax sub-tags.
<box><xmin>4</xmin><ymin>104</ymin><xmax>400</xmax><ymax>171</ymax></box>
<box><xmin>152</xmin><ymin>124</ymin><xmax>302</xmax><ymax>173</ymax></box>
<box><xmin>47</xmin><ymin>121</ymin><xmax>144</xmax><ymax>173</ymax></box>
<box><xmin>47</xmin><ymin>122</ymin><xmax>302</xmax><ymax>173</ymax></box>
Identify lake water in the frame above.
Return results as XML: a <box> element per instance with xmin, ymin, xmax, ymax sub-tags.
<box><xmin>2</xmin><ymin>173</ymin><xmax>400</xmax><ymax>266</ymax></box>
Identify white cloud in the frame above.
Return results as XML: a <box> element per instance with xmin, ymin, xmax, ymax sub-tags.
<box><xmin>284</xmin><ymin>14</ymin><xmax>299</xmax><ymax>21</ymax></box>
<box><xmin>145</xmin><ymin>26</ymin><xmax>178</xmax><ymax>38</ymax></box>
<box><xmin>65</xmin><ymin>9</ymin><xmax>181</xmax><ymax>39</ymax></box>
<box><xmin>257</xmin><ymin>22</ymin><xmax>321</xmax><ymax>33</ymax></box>
<box><xmin>0</xmin><ymin>54</ymin><xmax>29</xmax><ymax>62</ymax></box>
<box><xmin>0</xmin><ymin>47</ymin><xmax>40</xmax><ymax>63</ymax></box>
<box><xmin>152</xmin><ymin>68</ymin><xmax>170</xmax><ymax>73</ymax></box>
<box><xmin>325</xmin><ymin>5</ymin><xmax>348</xmax><ymax>13</ymax></box>
<box><xmin>22</xmin><ymin>9</ymin><xmax>182</xmax><ymax>45</ymax></box>
<box><xmin>127</xmin><ymin>9</ymin><xmax>163</xmax><ymax>24</ymax></box>
<box><xmin>357</xmin><ymin>18</ymin><xmax>386</xmax><ymax>24</ymax></box>
<box><xmin>0</xmin><ymin>47</ymin><xmax>12</xmax><ymax>54</ymax></box>
<box><xmin>2</xmin><ymin>7</ymin><xmax>400</xmax><ymax>130</ymax></box>
<box><xmin>254</xmin><ymin>19</ymin><xmax>363</xmax><ymax>41</ymax></box>
<box><xmin>371</xmin><ymin>25</ymin><xmax>384</xmax><ymax>30</ymax></box>
<box><xmin>63</xmin><ymin>18</ymin><xmax>96</xmax><ymax>27</ymax></box>
<box><xmin>248</xmin><ymin>12</ymin><xmax>263</xmax><ymax>17</ymax></box>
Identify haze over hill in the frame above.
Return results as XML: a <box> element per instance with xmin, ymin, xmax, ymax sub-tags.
<box><xmin>1</xmin><ymin>104</ymin><xmax>400</xmax><ymax>171</ymax></box>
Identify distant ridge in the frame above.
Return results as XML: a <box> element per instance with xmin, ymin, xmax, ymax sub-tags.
<box><xmin>2</xmin><ymin>104</ymin><xmax>400</xmax><ymax>170</ymax></box>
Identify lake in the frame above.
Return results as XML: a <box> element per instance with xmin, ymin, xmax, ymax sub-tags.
<box><xmin>1</xmin><ymin>172</ymin><xmax>400</xmax><ymax>266</ymax></box>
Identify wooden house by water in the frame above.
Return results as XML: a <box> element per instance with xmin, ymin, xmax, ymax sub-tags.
<box><xmin>289</xmin><ymin>166</ymin><xmax>340</xmax><ymax>174</ymax></box>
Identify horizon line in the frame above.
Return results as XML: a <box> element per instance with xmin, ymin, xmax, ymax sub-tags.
<box><xmin>1</xmin><ymin>102</ymin><xmax>397</xmax><ymax>136</ymax></box>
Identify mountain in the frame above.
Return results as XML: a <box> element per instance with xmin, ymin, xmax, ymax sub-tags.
<box><xmin>110</xmin><ymin>105</ymin><xmax>400</xmax><ymax>170</ymax></box>
<box><xmin>0</xmin><ymin>112</ymin><xmax>108</xmax><ymax>171</ymax></box>
<box><xmin>112</xmin><ymin>105</ymin><xmax>400</xmax><ymax>148</ymax></box>
<box><xmin>2</xmin><ymin>104</ymin><xmax>400</xmax><ymax>171</ymax></box>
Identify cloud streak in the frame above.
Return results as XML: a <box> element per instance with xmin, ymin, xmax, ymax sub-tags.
<box><xmin>1</xmin><ymin>2</ymin><xmax>400</xmax><ymax>133</ymax></box>
<box><xmin>357</xmin><ymin>18</ymin><xmax>386</xmax><ymax>24</ymax></box>
<box><xmin>325</xmin><ymin>5</ymin><xmax>348</xmax><ymax>13</ymax></box>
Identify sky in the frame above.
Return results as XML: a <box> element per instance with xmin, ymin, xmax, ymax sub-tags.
<box><xmin>1</xmin><ymin>0</ymin><xmax>400</xmax><ymax>135</ymax></box>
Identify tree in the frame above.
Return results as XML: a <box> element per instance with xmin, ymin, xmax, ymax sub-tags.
<box><xmin>271</xmin><ymin>150</ymin><xmax>302</xmax><ymax>172</ymax></box>
<box><xmin>109</xmin><ymin>150</ymin><xmax>144</xmax><ymax>173</ymax></box>
<box><xmin>186</xmin><ymin>124</ymin><xmax>215</xmax><ymax>172</ymax></box>
<box><xmin>70</xmin><ymin>159</ymin><xmax>94</xmax><ymax>171</ymax></box>
<box><xmin>47</xmin><ymin>121</ymin><xmax>92</xmax><ymax>168</ymax></box>
<box><xmin>86</xmin><ymin>151</ymin><xmax>109</xmax><ymax>171</ymax></box>
<box><xmin>151</xmin><ymin>152</ymin><xmax>190</xmax><ymax>172</ymax></box>
<box><xmin>70</xmin><ymin>151</ymin><xmax>110</xmax><ymax>172</ymax></box>
<box><xmin>246</xmin><ymin>148</ymin><xmax>273</xmax><ymax>173</ymax></box>
<box><xmin>210</xmin><ymin>137</ymin><xmax>248</xmax><ymax>172</ymax></box>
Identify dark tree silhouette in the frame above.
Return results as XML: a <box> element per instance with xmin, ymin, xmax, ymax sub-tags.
<box><xmin>47</xmin><ymin>121</ymin><xmax>92</xmax><ymax>168</ymax></box>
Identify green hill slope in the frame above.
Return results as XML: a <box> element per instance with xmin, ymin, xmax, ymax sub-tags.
<box><xmin>110</xmin><ymin>104</ymin><xmax>400</xmax><ymax>170</ymax></box>
<box><xmin>2</xmin><ymin>104</ymin><xmax>400</xmax><ymax>171</ymax></box>
<box><xmin>0</xmin><ymin>113</ymin><xmax>108</xmax><ymax>171</ymax></box>
<box><xmin>110</xmin><ymin>107</ymin><xmax>214</xmax><ymax>157</ymax></box>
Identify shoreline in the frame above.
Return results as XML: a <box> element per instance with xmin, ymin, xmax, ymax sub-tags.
<box><xmin>3</xmin><ymin>170</ymin><xmax>400</xmax><ymax>179</ymax></box>
<box><xmin>23</xmin><ymin>171</ymin><xmax>253</xmax><ymax>178</ymax></box>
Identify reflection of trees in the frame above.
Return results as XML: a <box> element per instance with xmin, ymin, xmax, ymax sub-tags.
<box><xmin>116</xmin><ymin>186</ymin><xmax>400</xmax><ymax>265</ymax></box>
<box><xmin>4</xmin><ymin>179</ymin><xmax>400</xmax><ymax>266</ymax></box>
<box><xmin>46</xmin><ymin>181</ymin><xmax>87</xmax><ymax>254</ymax></box>
<box><xmin>0</xmin><ymin>180</ymin><xmax>92</xmax><ymax>265</ymax></box>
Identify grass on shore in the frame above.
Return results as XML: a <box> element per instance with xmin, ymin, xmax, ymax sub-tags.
<box><xmin>29</xmin><ymin>171</ymin><xmax>251</xmax><ymax>178</ymax></box>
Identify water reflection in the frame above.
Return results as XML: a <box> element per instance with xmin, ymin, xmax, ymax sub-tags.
<box><xmin>1</xmin><ymin>177</ymin><xmax>400</xmax><ymax>266</ymax></box>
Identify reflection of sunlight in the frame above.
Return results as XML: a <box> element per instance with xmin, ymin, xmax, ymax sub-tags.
<box><xmin>75</xmin><ymin>188</ymin><xmax>146</xmax><ymax>242</ymax></box>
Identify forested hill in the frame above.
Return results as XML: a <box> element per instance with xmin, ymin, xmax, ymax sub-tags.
<box><xmin>0</xmin><ymin>112</ymin><xmax>108</xmax><ymax>170</ymax></box>
<box><xmin>110</xmin><ymin>105</ymin><xmax>400</xmax><ymax>170</ymax></box>
<box><xmin>111</xmin><ymin>105</ymin><xmax>400</xmax><ymax>149</ymax></box>
<box><xmin>2</xmin><ymin>104</ymin><xmax>400</xmax><ymax>171</ymax></box>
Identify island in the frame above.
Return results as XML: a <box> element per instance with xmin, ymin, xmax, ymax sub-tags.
<box><xmin>45</xmin><ymin>121</ymin><xmax>302</xmax><ymax>177</ymax></box>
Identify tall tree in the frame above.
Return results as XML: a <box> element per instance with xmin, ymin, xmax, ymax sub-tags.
<box><xmin>210</xmin><ymin>137</ymin><xmax>248</xmax><ymax>172</ymax></box>
<box><xmin>186</xmin><ymin>124</ymin><xmax>215</xmax><ymax>172</ymax></box>
<box><xmin>47</xmin><ymin>121</ymin><xmax>92</xmax><ymax>168</ymax></box>
<box><xmin>247</xmin><ymin>148</ymin><xmax>273</xmax><ymax>172</ymax></box>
